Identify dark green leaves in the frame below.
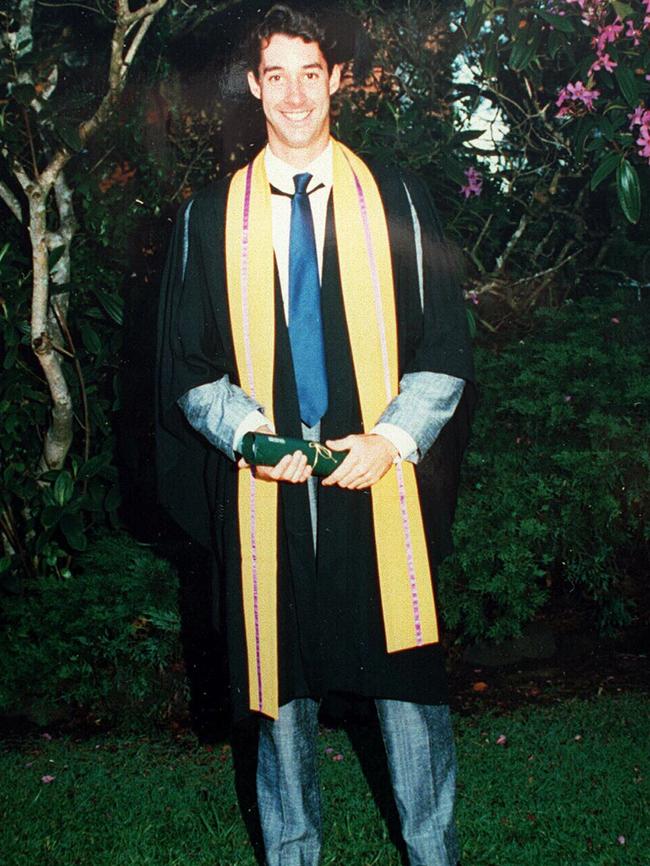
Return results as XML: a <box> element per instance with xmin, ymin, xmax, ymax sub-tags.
<box><xmin>614</xmin><ymin>67</ymin><xmax>639</xmax><ymax>107</ymax></box>
<box><xmin>616</xmin><ymin>159</ymin><xmax>641</xmax><ymax>223</ymax></box>
<box><xmin>537</xmin><ymin>9</ymin><xmax>575</xmax><ymax>33</ymax></box>
<box><xmin>509</xmin><ymin>21</ymin><xmax>541</xmax><ymax>71</ymax></box>
<box><xmin>590</xmin><ymin>152</ymin><xmax>619</xmax><ymax>191</ymax></box>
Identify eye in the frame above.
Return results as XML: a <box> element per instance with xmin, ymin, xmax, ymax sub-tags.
<box><xmin>305</xmin><ymin>71</ymin><xmax>320</xmax><ymax>81</ymax></box>
<box><xmin>267</xmin><ymin>73</ymin><xmax>282</xmax><ymax>83</ymax></box>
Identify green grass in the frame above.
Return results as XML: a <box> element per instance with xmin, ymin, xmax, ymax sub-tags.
<box><xmin>1</xmin><ymin>694</ymin><xmax>648</xmax><ymax>865</ymax></box>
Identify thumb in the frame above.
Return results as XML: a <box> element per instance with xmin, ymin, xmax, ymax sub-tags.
<box><xmin>325</xmin><ymin>435</ymin><xmax>356</xmax><ymax>451</ymax></box>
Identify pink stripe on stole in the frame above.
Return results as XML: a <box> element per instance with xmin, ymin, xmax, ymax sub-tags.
<box><xmin>350</xmin><ymin>166</ymin><xmax>423</xmax><ymax>646</ymax></box>
<box><xmin>242</xmin><ymin>162</ymin><xmax>264</xmax><ymax>710</ymax></box>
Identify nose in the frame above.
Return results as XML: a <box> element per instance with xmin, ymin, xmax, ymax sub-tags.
<box><xmin>285</xmin><ymin>76</ymin><xmax>305</xmax><ymax>106</ymax></box>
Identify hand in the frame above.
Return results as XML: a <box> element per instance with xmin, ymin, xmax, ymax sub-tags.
<box><xmin>321</xmin><ymin>433</ymin><xmax>397</xmax><ymax>489</ymax></box>
<box><xmin>237</xmin><ymin>425</ymin><xmax>313</xmax><ymax>484</ymax></box>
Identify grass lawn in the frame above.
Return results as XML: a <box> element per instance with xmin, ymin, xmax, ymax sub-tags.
<box><xmin>1</xmin><ymin>694</ymin><xmax>648</xmax><ymax>866</ymax></box>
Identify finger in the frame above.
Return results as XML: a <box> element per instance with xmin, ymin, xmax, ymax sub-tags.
<box><xmin>325</xmin><ymin>435</ymin><xmax>356</xmax><ymax>452</ymax></box>
<box><xmin>237</xmin><ymin>457</ymin><xmax>249</xmax><ymax>469</ymax></box>
<box><xmin>322</xmin><ymin>452</ymin><xmax>359</xmax><ymax>486</ymax></box>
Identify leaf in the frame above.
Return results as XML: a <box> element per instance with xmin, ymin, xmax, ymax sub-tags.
<box><xmin>590</xmin><ymin>152</ymin><xmax>620</xmax><ymax>191</ymax></box>
<box><xmin>616</xmin><ymin>159</ymin><xmax>641</xmax><ymax>224</ymax></box>
<box><xmin>59</xmin><ymin>512</ymin><xmax>87</xmax><ymax>551</ymax></box>
<box><xmin>612</xmin><ymin>1</ymin><xmax>634</xmax><ymax>19</ymax></box>
<box><xmin>483</xmin><ymin>41</ymin><xmax>498</xmax><ymax>79</ymax></box>
<box><xmin>48</xmin><ymin>245</ymin><xmax>66</xmax><ymax>272</ymax></box>
<box><xmin>465</xmin><ymin>2</ymin><xmax>485</xmax><ymax>41</ymax></box>
<box><xmin>41</xmin><ymin>505</ymin><xmax>62</xmax><ymax>529</ymax></box>
<box><xmin>104</xmin><ymin>484</ymin><xmax>122</xmax><ymax>512</ymax></box>
<box><xmin>92</xmin><ymin>289</ymin><xmax>124</xmax><ymax>325</ymax></box>
<box><xmin>80</xmin><ymin>322</ymin><xmax>102</xmax><ymax>355</ymax></box>
<box><xmin>509</xmin><ymin>22</ymin><xmax>541</xmax><ymax>71</ymax></box>
<box><xmin>12</xmin><ymin>83</ymin><xmax>36</xmax><ymax>106</ymax></box>
<box><xmin>454</xmin><ymin>129</ymin><xmax>486</xmax><ymax>143</ymax></box>
<box><xmin>614</xmin><ymin>66</ymin><xmax>639</xmax><ymax>108</ymax></box>
<box><xmin>466</xmin><ymin>307</ymin><xmax>477</xmax><ymax>339</ymax></box>
<box><xmin>548</xmin><ymin>30</ymin><xmax>564</xmax><ymax>60</ymax></box>
<box><xmin>53</xmin><ymin>471</ymin><xmax>74</xmax><ymax>506</ymax></box>
<box><xmin>54</xmin><ymin>121</ymin><xmax>83</xmax><ymax>153</ymax></box>
<box><xmin>537</xmin><ymin>9</ymin><xmax>574</xmax><ymax>32</ymax></box>
<box><xmin>77</xmin><ymin>453</ymin><xmax>111</xmax><ymax>481</ymax></box>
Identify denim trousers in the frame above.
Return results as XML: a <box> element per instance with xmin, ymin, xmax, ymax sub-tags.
<box><xmin>256</xmin><ymin>697</ymin><xmax>459</xmax><ymax>866</ymax></box>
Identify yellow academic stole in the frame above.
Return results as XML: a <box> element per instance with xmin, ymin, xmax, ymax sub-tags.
<box><xmin>225</xmin><ymin>140</ymin><xmax>438</xmax><ymax>718</ymax></box>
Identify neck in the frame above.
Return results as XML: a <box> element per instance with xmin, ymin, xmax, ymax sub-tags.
<box><xmin>266</xmin><ymin>136</ymin><xmax>330</xmax><ymax>169</ymax></box>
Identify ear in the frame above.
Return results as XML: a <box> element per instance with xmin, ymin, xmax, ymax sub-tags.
<box><xmin>247</xmin><ymin>70</ymin><xmax>262</xmax><ymax>100</ymax></box>
<box><xmin>328</xmin><ymin>63</ymin><xmax>342</xmax><ymax>96</ymax></box>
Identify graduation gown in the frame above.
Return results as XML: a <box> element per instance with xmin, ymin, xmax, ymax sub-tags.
<box><xmin>156</xmin><ymin>158</ymin><xmax>476</xmax><ymax>720</ymax></box>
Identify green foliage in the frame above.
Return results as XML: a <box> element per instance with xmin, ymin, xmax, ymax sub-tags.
<box><xmin>440</xmin><ymin>294</ymin><xmax>650</xmax><ymax>641</ymax></box>
<box><xmin>0</xmin><ymin>532</ymin><xmax>185</xmax><ymax>727</ymax></box>
<box><xmin>0</xmin><ymin>235</ymin><xmax>123</xmax><ymax>580</ymax></box>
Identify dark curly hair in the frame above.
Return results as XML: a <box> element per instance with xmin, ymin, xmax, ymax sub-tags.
<box><xmin>247</xmin><ymin>4</ymin><xmax>338</xmax><ymax>77</ymax></box>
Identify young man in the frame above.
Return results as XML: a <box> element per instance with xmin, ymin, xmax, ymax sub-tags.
<box><xmin>157</xmin><ymin>5</ymin><xmax>474</xmax><ymax>865</ymax></box>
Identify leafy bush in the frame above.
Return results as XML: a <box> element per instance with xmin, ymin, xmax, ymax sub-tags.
<box><xmin>439</xmin><ymin>292</ymin><xmax>650</xmax><ymax>642</ymax></box>
<box><xmin>0</xmin><ymin>532</ymin><xmax>185</xmax><ymax>727</ymax></box>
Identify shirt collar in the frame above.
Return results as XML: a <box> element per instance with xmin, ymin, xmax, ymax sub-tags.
<box><xmin>264</xmin><ymin>140</ymin><xmax>333</xmax><ymax>195</ymax></box>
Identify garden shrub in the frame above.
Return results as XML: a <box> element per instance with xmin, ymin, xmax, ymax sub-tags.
<box><xmin>0</xmin><ymin>532</ymin><xmax>186</xmax><ymax>727</ymax></box>
<box><xmin>439</xmin><ymin>293</ymin><xmax>650</xmax><ymax>643</ymax></box>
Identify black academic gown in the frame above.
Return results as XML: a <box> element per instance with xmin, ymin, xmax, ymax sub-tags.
<box><xmin>156</xmin><ymin>158</ymin><xmax>476</xmax><ymax>720</ymax></box>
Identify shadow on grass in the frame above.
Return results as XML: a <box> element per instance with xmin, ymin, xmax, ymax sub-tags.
<box><xmin>323</xmin><ymin>694</ymin><xmax>409</xmax><ymax>866</ymax></box>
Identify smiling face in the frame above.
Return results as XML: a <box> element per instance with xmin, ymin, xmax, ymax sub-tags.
<box><xmin>247</xmin><ymin>33</ymin><xmax>341</xmax><ymax>168</ymax></box>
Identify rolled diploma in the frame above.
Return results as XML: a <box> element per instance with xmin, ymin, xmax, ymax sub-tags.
<box><xmin>239</xmin><ymin>432</ymin><xmax>348</xmax><ymax>477</ymax></box>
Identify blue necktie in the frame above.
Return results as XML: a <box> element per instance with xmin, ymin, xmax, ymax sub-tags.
<box><xmin>288</xmin><ymin>172</ymin><xmax>328</xmax><ymax>427</ymax></box>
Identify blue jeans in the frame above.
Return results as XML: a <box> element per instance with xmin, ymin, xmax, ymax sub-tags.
<box><xmin>257</xmin><ymin>698</ymin><xmax>459</xmax><ymax>866</ymax></box>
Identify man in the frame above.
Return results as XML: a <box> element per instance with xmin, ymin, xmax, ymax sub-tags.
<box><xmin>157</xmin><ymin>5</ymin><xmax>475</xmax><ymax>865</ymax></box>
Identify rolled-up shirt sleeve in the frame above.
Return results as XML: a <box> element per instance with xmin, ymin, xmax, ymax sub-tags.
<box><xmin>372</xmin><ymin>371</ymin><xmax>465</xmax><ymax>464</ymax></box>
<box><xmin>178</xmin><ymin>376</ymin><xmax>273</xmax><ymax>462</ymax></box>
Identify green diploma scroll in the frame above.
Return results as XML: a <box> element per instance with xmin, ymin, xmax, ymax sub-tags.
<box><xmin>240</xmin><ymin>432</ymin><xmax>348</xmax><ymax>477</ymax></box>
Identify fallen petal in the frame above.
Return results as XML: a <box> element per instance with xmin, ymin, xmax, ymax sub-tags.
<box><xmin>41</xmin><ymin>775</ymin><xmax>55</xmax><ymax>784</ymax></box>
<box><xmin>496</xmin><ymin>734</ymin><xmax>508</xmax><ymax>746</ymax></box>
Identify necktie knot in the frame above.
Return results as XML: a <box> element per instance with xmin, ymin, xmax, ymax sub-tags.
<box><xmin>293</xmin><ymin>172</ymin><xmax>312</xmax><ymax>196</ymax></box>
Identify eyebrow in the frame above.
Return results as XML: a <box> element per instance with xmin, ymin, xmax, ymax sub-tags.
<box><xmin>262</xmin><ymin>62</ymin><xmax>324</xmax><ymax>75</ymax></box>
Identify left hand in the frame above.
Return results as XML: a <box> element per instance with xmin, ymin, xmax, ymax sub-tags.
<box><xmin>321</xmin><ymin>433</ymin><xmax>398</xmax><ymax>489</ymax></box>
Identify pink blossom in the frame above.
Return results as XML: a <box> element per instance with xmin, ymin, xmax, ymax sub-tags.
<box><xmin>556</xmin><ymin>81</ymin><xmax>600</xmax><ymax>116</ymax></box>
<box><xmin>594</xmin><ymin>18</ymin><xmax>623</xmax><ymax>53</ymax></box>
<box><xmin>628</xmin><ymin>106</ymin><xmax>650</xmax><ymax>128</ymax></box>
<box><xmin>467</xmin><ymin>290</ymin><xmax>480</xmax><ymax>306</ymax></box>
<box><xmin>617</xmin><ymin>835</ymin><xmax>626</xmax><ymax>845</ymax></box>
<box><xmin>636</xmin><ymin>126</ymin><xmax>650</xmax><ymax>159</ymax></box>
<box><xmin>332</xmin><ymin>753</ymin><xmax>344</xmax><ymax>762</ymax></box>
<box><xmin>495</xmin><ymin>734</ymin><xmax>508</xmax><ymax>746</ymax></box>
<box><xmin>324</xmin><ymin>747</ymin><xmax>334</xmax><ymax>754</ymax></box>
<box><xmin>588</xmin><ymin>52</ymin><xmax>617</xmax><ymax>75</ymax></box>
<box><xmin>41</xmin><ymin>775</ymin><xmax>56</xmax><ymax>784</ymax></box>
<box><xmin>41</xmin><ymin>732</ymin><xmax>53</xmax><ymax>741</ymax></box>
<box><xmin>611</xmin><ymin>317</ymin><xmax>620</xmax><ymax>324</ymax></box>
<box><xmin>459</xmin><ymin>166</ymin><xmax>483</xmax><ymax>199</ymax></box>
<box><xmin>625</xmin><ymin>19</ymin><xmax>640</xmax><ymax>46</ymax></box>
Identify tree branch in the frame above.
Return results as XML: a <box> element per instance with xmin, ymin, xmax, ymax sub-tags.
<box><xmin>0</xmin><ymin>180</ymin><xmax>23</xmax><ymax>222</ymax></box>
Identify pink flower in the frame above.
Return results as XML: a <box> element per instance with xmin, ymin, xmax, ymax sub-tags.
<box><xmin>625</xmin><ymin>19</ymin><xmax>640</xmax><ymax>45</ymax></box>
<box><xmin>588</xmin><ymin>52</ymin><xmax>617</xmax><ymax>75</ymax></box>
<box><xmin>324</xmin><ymin>747</ymin><xmax>334</xmax><ymax>754</ymax></box>
<box><xmin>556</xmin><ymin>81</ymin><xmax>600</xmax><ymax>116</ymax></box>
<box><xmin>637</xmin><ymin>126</ymin><xmax>650</xmax><ymax>159</ymax></box>
<box><xmin>460</xmin><ymin>166</ymin><xmax>483</xmax><ymax>198</ymax></box>
<box><xmin>467</xmin><ymin>290</ymin><xmax>480</xmax><ymax>306</ymax></box>
<box><xmin>332</xmin><ymin>753</ymin><xmax>344</xmax><ymax>762</ymax></box>
<box><xmin>617</xmin><ymin>835</ymin><xmax>626</xmax><ymax>845</ymax></box>
<box><xmin>41</xmin><ymin>775</ymin><xmax>56</xmax><ymax>784</ymax></box>
<box><xmin>495</xmin><ymin>734</ymin><xmax>508</xmax><ymax>746</ymax></box>
<box><xmin>594</xmin><ymin>19</ymin><xmax>623</xmax><ymax>53</ymax></box>
<box><xmin>628</xmin><ymin>106</ymin><xmax>650</xmax><ymax>128</ymax></box>
<box><xmin>41</xmin><ymin>732</ymin><xmax>52</xmax><ymax>741</ymax></box>
<box><xmin>564</xmin><ymin>395</ymin><xmax>573</xmax><ymax>402</ymax></box>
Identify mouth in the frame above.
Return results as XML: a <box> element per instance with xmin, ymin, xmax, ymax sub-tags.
<box><xmin>281</xmin><ymin>110</ymin><xmax>312</xmax><ymax>123</ymax></box>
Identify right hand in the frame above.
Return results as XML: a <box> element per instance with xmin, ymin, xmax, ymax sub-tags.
<box><xmin>237</xmin><ymin>426</ymin><xmax>313</xmax><ymax>484</ymax></box>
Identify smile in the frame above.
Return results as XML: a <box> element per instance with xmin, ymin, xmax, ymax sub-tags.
<box><xmin>281</xmin><ymin>110</ymin><xmax>312</xmax><ymax>122</ymax></box>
